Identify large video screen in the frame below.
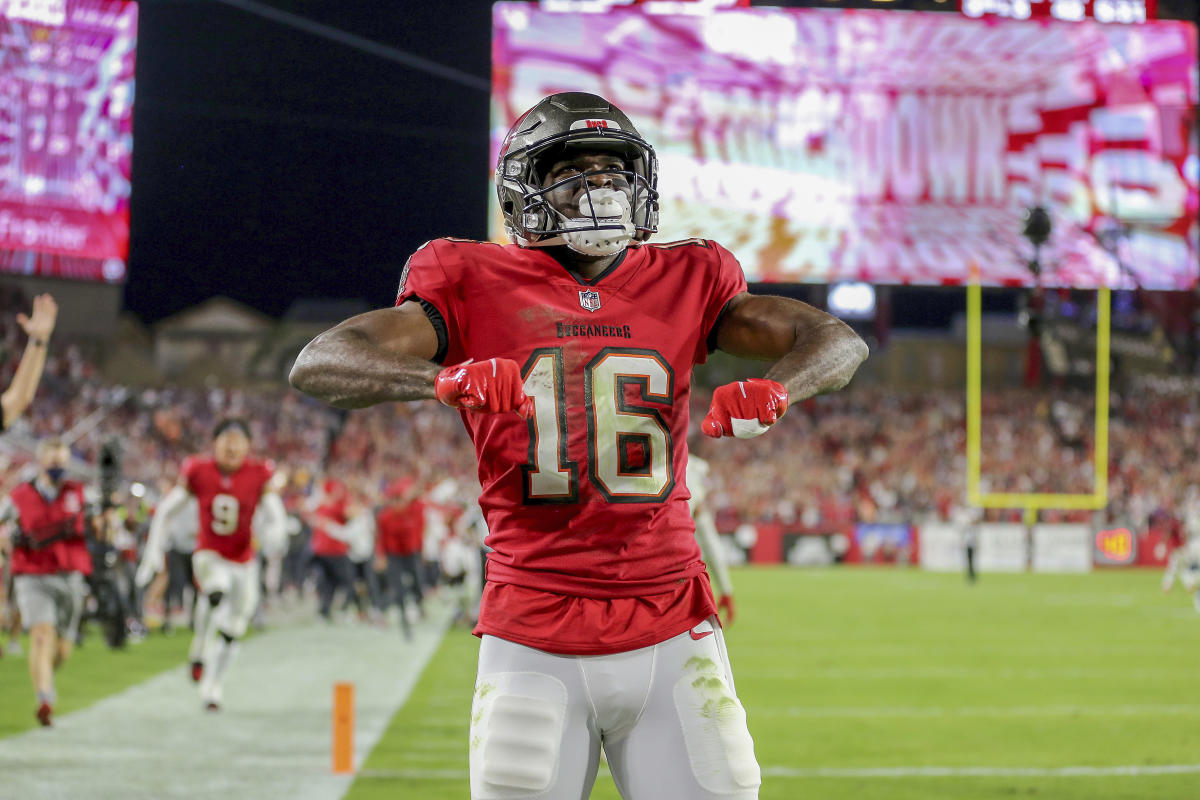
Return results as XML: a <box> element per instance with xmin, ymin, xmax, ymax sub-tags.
<box><xmin>491</xmin><ymin>5</ymin><xmax>1197</xmax><ymax>289</ymax></box>
<box><xmin>0</xmin><ymin>0</ymin><xmax>137</xmax><ymax>283</ymax></box>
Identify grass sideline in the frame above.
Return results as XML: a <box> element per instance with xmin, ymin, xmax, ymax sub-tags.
<box><xmin>347</xmin><ymin>567</ymin><xmax>1200</xmax><ymax>800</ymax></box>
<box><xmin>0</xmin><ymin>625</ymin><xmax>191</xmax><ymax>738</ymax></box>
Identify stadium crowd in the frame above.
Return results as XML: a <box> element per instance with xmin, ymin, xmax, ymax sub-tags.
<box><xmin>1</xmin><ymin>291</ymin><xmax>1197</xmax><ymax>653</ymax></box>
<box><xmin>0</xmin><ymin>345</ymin><xmax>1194</xmax><ymax>543</ymax></box>
<box><xmin>0</xmin><ymin>298</ymin><xmax>1195</xmax><ymax>539</ymax></box>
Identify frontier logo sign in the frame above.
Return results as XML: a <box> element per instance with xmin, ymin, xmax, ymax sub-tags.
<box><xmin>1094</xmin><ymin>528</ymin><xmax>1136</xmax><ymax>566</ymax></box>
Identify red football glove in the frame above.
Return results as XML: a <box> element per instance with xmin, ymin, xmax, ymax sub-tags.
<box><xmin>717</xmin><ymin>594</ymin><xmax>736</xmax><ymax>627</ymax></box>
<box><xmin>434</xmin><ymin>358</ymin><xmax>533</xmax><ymax>418</ymax></box>
<box><xmin>701</xmin><ymin>378</ymin><xmax>788</xmax><ymax>439</ymax></box>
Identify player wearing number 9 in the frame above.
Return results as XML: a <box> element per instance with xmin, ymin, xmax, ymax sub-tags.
<box><xmin>134</xmin><ymin>418</ymin><xmax>287</xmax><ymax>712</ymax></box>
<box><xmin>291</xmin><ymin>92</ymin><xmax>868</xmax><ymax>800</ymax></box>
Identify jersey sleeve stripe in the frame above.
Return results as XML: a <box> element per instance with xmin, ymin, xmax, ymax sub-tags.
<box><xmin>409</xmin><ymin>295</ymin><xmax>450</xmax><ymax>365</ymax></box>
<box><xmin>705</xmin><ymin>296</ymin><xmax>736</xmax><ymax>354</ymax></box>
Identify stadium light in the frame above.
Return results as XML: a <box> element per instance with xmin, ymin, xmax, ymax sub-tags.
<box><xmin>828</xmin><ymin>282</ymin><xmax>876</xmax><ymax>319</ymax></box>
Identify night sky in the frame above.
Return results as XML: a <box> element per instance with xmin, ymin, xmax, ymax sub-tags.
<box><xmin>122</xmin><ymin>1</ymin><xmax>1190</xmax><ymax>326</ymax></box>
<box><xmin>126</xmin><ymin>0</ymin><xmax>498</xmax><ymax>323</ymax></box>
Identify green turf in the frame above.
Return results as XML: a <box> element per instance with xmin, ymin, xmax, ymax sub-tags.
<box><xmin>0</xmin><ymin>625</ymin><xmax>191</xmax><ymax>738</ymax></box>
<box><xmin>346</xmin><ymin>567</ymin><xmax>1200</xmax><ymax>800</ymax></box>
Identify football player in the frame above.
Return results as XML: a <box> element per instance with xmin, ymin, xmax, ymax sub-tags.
<box><xmin>687</xmin><ymin>453</ymin><xmax>735</xmax><ymax>626</ymax></box>
<box><xmin>1168</xmin><ymin>534</ymin><xmax>1200</xmax><ymax>613</ymax></box>
<box><xmin>136</xmin><ymin>418</ymin><xmax>286</xmax><ymax>710</ymax></box>
<box><xmin>306</xmin><ymin>478</ymin><xmax>356</xmax><ymax>622</ymax></box>
<box><xmin>375</xmin><ymin>477</ymin><xmax>427</xmax><ymax>637</ymax></box>
<box><xmin>291</xmin><ymin>92</ymin><xmax>868</xmax><ymax>799</ymax></box>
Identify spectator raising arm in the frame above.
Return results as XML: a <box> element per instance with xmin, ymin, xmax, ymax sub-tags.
<box><xmin>2</xmin><ymin>294</ymin><xmax>58</xmax><ymax>430</ymax></box>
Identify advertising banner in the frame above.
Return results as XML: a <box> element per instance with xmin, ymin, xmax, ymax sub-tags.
<box><xmin>852</xmin><ymin>523</ymin><xmax>917</xmax><ymax>565</ymax></box>
<box><xmin>918</xmin><ymin>522</ymin><xmax>966</xmax><ymax>571</ymax></box>
<box><xmin>978</xmin><ymin>523</ymin><xmax>1028</xmax><ymax>571</ymax></box>
<box><xmin>1093</xmin><ymin>526</ymin><xmax>1138</xmax><ymax>566</ymax></box>
<box><xmin>1031</xmin><ymin>523</ymin><xmax>1093</xmax><ymax>572</ymax></box>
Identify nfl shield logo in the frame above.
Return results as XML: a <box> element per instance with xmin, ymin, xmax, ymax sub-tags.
<box><xmin>579</xmin><ymin>290</ymin><xmax>601</xmax><ymax>313</ymax></box>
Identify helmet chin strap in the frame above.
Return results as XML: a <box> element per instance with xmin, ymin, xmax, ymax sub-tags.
<box><xmin>532</xmin><ymin>187</ymin><xmax>636</xmax><ymax>257</ymax></box>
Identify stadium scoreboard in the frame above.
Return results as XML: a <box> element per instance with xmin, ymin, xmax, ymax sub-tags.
<box><xmin>492</xmin><ymin>3</ymin><xmax>1197</xmax><ymax>288</ymax></box>
<box><xmin>959</xmin><ymin>0</ymin><xmax>1157</xmax><ymax>23</ymax></box>
<box><xmin>0</xmin><ymin>0</ymin><xmax>136</xmax><ymax>283</ymax></box>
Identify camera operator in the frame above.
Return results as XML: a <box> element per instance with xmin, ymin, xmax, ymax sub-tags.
<box><xmin>86</xmin><ymin>437</ymin><xmax>135</xmax><ymax>648</ymax></box>
<box><xmin>0</xmin><ymin>436</ymin><xmax>97</xmax><ymax>727</ymax></box>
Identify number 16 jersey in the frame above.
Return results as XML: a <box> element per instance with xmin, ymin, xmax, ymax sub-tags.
<box><xmin>397</xmin><ymin>237</ymin><xmax>746</xmax><ymax>654</ymax></box>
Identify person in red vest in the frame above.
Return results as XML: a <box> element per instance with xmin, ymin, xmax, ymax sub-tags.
<box><xmin>308</xmin><ymin>478</ymin><xmax>353</xmax><ymax>621</ymax></box>
<box><xmin>0</xmin><ymin>436</ymin><xmax>95</xmax><ymax>726</ymax></box>
<box><xmin>375</xmin><ymin>477</ymin><xmax>425</xmax><ymax>637</ymax></box>
<box><xmin>0</xmin><ymin>294</ymin><xmax>59</xmax><ymax>660</ymax></box>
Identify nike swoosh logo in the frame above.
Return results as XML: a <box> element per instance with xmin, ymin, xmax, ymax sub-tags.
<box><xmin>689</xmin><ymin>628</ymin><xmax>714</xmax><ymax>641</ymax></box>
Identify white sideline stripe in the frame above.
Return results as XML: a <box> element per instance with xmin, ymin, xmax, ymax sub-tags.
<box><xmin>743</xmin><ymin>667</ymin><xmax>1195</xmax><ymax>679</ymax></box>
<box><xmin>0</xmin><ymin>607</ymin><xmax>452</xmax><ymax>800</ymax></box>
<box><xmin>763</xmin><ymin>765</ymin><xmax>1200</xmax><ymax>778</ymax></box>
<box><xmin>754</xmin><ymin>703</ymin><xmax>1200</xmax><ymax>719</ymax></box>
<box><xmin>357</xmin><ymin>764</ymin><xmax>1200</xmax><ymax>781</ymax></box>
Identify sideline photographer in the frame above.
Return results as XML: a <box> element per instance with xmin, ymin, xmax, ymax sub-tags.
<box><xmin>85</xmin><ymin>436</ymin><xmax>136</xmax><ymax>649</ymax></box>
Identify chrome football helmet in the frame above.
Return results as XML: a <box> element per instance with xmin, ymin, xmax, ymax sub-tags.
<box><xmin>496</xmin><ymin>92</ymin><xmax>659</xmax><ymax>256</ymax></box>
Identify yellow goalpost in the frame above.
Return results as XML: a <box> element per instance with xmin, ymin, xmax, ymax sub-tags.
<box><xmin>965</xmin><ymin>283</ymin><xmax>1112</xmax><ymax>519</ymax></box>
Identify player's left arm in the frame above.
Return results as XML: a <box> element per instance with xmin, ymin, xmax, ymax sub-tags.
<box><xmin>705</xmin><ymin>293</ymin><xmax>868</xmax><ymax>438</ymax></box>
<box><xmin>136</xmin><ymin>484</ymin><xmax>191</xmax><ymax>587</ymax></box>
<box><xmin>255</xmin><ymin>490</ymin><xmax>289</xmax><ymax>555</ymax></box>
<box><xmin>717</xmin><ymin>292</ymin><xmax>867</xmax><ymax>399</ymax></box>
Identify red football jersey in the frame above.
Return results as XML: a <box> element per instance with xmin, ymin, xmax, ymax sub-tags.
<box><xmin>310</xmin><ymin>498</ymin><xmax>350</xmax><ymax>557</ymax></box>
<box><xmin>183</xmin><ymin>456</ymin><xmax>274</xmax><ymax>563</ymax></box>
<box><xmin>397</xmin><ymin>237</ymin><xmax>746</xmax><ymax>654</ymax></box>
<box><xmin>376</xmin><ymin>500</ymin><xmax>425</xmax><ymax>556</ymax></box>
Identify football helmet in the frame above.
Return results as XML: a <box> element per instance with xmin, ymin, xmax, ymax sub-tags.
<box><xmin>496</xmin><ymin>92</ymin><xmax>659</xmax><ymax>255</ymax></box>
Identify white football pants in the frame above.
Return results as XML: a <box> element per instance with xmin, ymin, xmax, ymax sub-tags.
<box><xmin>469</xmin><ymin>616</ymin><xmax>760</xmax><ymax>800</ymax></box>
<box><xmin>191</xmin><ymin>549</ymin><xmax>260</xmax><ymax>639</ymax></box>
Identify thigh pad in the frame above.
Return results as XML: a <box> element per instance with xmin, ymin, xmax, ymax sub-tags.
<box><xmin>672</xmin><ymin>656</ymin><xmax>761</xmax><ymax>795</ymax></box>
<box><xmin>469</xmin><ymin>671</ymin><xmax>568</xmax><ymax>799</ymax></box>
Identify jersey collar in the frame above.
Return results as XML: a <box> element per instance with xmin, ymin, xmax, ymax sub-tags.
<box><xmin>533</xmin><ymin>245</ymin><xmax>641</xmax><ymax>289</ymax></box>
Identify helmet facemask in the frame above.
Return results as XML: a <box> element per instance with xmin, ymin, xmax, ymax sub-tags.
<box><xmin>524</xmin><ymin>159</ymin><xmax>651</xmax><ymax>256</ymax></box>
<box><xmin>497</xmin><ymin>122</ymin><xmax>660</xmax><ymax>255</ymax></box>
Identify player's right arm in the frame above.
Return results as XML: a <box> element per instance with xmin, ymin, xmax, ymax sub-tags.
<box><xmin>135</xmin><ymin>484</ymin><xmax>191</xmax><ymax>588</ymax></box>
<box><xmin>291</xmin><ymin>304</ymin><xmax>532</xmax><ymax>416</ymax></box>
<box><xmin>289</xmin><ymin>304</ymin><xmax>443</xmax><ymax>409</ymax></box>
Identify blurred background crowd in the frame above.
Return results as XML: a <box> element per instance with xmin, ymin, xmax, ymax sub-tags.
<box><xmin>1</xmin><ymin>282</ymin><xmax>1196</xmax><ymax>628</ymax></box>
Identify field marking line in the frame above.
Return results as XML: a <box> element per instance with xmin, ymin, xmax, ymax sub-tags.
<box><xmin>753</xmin><ymin>703</ymin><xmax>1200</xmax><ymax>718</ymax></box>
<box><xmin>763</xmin><ymin>764</ymin><xmax>1200</xmax><ymax>778</ymax></box>
<box><xmin>355</xmin><ymin>764</ymin><xmax>1200</xmax><ymax>781</ymax></box>
<box><xmin>742</xmin><ymin>666</ymin><xmax>1195</xmax><ymax>679</ymax></box>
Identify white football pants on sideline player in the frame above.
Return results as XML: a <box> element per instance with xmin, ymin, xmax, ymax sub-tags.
<box><xmin>191</xmin><ymin>549</ymin><xmax>261</xmax><ymax>638</ymax></box>
<box><xmin>470</xmin><ymin>616</ymin><xmax>760</xmax><ymax>800</ymax></box>
<box><xmin>192</xmin><ymin>549</ymin><xmax>260</xmax><ymax>705</ymax></box>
